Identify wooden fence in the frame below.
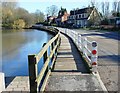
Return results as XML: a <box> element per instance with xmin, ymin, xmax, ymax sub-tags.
<box><xmin>28</xmin><ymin>31</ymin><xmax>61</xmax><ymax>92</ymax></box>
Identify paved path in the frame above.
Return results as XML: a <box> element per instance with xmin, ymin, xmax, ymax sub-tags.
<box><xmin>73</xmin><ymin>29</ymin><xmax>119</xmax><ymax>91</ymax></box>
<box><xmin>54</xmin><ymin>34</ymin><xmax>88</xmax><ymax>73</ymax></box>
<box><xmin>45</xmin><ymin>33</ymin><xmax>105</xmax><ymax>91</ymax></box>
<box><xmin>3</xmin><ymin>76</ymin><xmax>29</xmax><ymax>92</ymax></box>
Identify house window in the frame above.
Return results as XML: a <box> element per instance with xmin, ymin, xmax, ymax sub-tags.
<box><xmin>84</xmin><ymin>13</ymin><xmax>87</xmax><ymax>18</ymax></box>
<box><xmin>73</xmin><ymin>15</ymin><xmax>76</xmax><ymax>19</ymax></box>
<box><xmin>80</xmin><ymin>14</ymin><xmax>82</xmax><ymax>18</ymax></box>
<box><xmin>79</xmin><ymin>14</ymin><xmax>81</xmax><ymax>19</ymax></box>
<box><xmin>77</xmin><ymin>20</ymin><xmax>79</xmax><ymax>25</ymax></box>
<box><xmin>82</xmin><ymin>14</ymin><xmax>84</xmax><ymax>18</ymax></box>
<box><xmin>84</xmin><ymin>20</ymin><xmax>87</xmax><ymax>25</ymax></box>
<box><xmin>79</xmin><ymin>20</ymin><xmax>81</xmax><ymax>27</ymax></box>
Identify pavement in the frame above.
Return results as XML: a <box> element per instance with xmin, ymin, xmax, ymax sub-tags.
<box><xmin>72</xmin><ymin>29</ymin><xmax>119</xmax><ymax>92</ymax></box>
<box><xmin>45</xmin><ymin>74</ymin><xmax>105</xmax><ymax>91</ymax></box>
<box><xmin>3</xmin><ymin>76</ymin><xmax>30</xmax><ymax>92</ymax></box>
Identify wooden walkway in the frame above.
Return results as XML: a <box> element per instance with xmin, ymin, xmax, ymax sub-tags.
<box><xmin>53</xmin><ymin>34</ymin><xmax>88</xmax><ymax>73</ymax></box>
<box><xmin>44</xmin><ymin>33</ymin><xmax>104</xmax><ymax>91</ymax></box>
<box><xmin>3</xmin><ymin>33</ymin><xmax>106</xmax><ymax>92</ymax></box>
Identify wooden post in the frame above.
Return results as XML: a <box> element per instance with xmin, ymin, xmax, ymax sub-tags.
<box><xmin>51</xmin><ymin>42</ymin><xmax>54</xmax><ymax>61</ymax></box>
<box><xmin>55</xmin><ymin>38</ymin><xmax>58</xmax><ymax>54</ymax></box>
<box><xmin>43</xmin><ymin>43</ymin><xmax>48</xmax><ymax>72</ymax></box>
<box><xmin>43</xmin><ymin>43</ymin><xmax>48</xmax><ymax>63</ymax></box>
<box><xmin>28</xmin><ymin>54</ymin><xmax>37</xmax><ymax>93</ymax></box>
<box><xmin>59</xmin><ymin>36</ymin><xmax>61</xmax><ymax>47</ymax></box>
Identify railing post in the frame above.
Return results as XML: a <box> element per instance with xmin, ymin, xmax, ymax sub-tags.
<box><xmin>91</xmin><ymin>41</ymin><xmax>98</xmax><ymax>73</ymax></box>
<box><xmin>74</xmin><ymin>31</ymin><xmax>76</xmax><ymax>42</ymax></box>
<box><xmin>78</xmin><ymin>34</ymin><xmax>82</xmax><ymax>49</ymax></box>
<box><xmin>75</xmin><ymin>32</ymin><xmax>77</xmax><ymax>45</ymax></box>
<box><xmin>55</xmin><ymin>37</ymin><xmax>58</xmax><ymax>54</ymax></box>
<box><xmin>28</xmin><ymin>54</ymin><xmax>37</xmax><ymax>93</ymax></box>
<box><xmin>65</xmin><ymin>29</ymin><xmax>67</xmax><ymax>34</ymax></box>
<box><xmin>43</xmin><ymin>43</ymin><xmax>48</xmax><ymax>71</ymax></box>
<box><xmin>58</xmin><ymin>34</ymin><xmax>61</xmax><ymax>47</ymax></box>
<box><xmin>83</xmin><ymin>37</ymin><xmax>87</xmax><ymax>56</ymax></box>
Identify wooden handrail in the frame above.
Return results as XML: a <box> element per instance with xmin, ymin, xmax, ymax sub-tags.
<box><xmin>28</xmin><ymin>31</ymin><xmax>61</xmax><ymax>92</ymax></box>
<box><xmin>36</xmin><ymin>33</ymin><xmax>59</xmax><ymax>63</ymax></box>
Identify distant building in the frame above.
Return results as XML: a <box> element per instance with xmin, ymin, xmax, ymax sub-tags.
<box><xmin>67</xmin><ymin>7</ymin><xmax>102</xmax><ymax>28</ymax></box>
<box><xmin>47</xmin><ymin>16</ymin><xmax>57</xmax><ymax>24</ymax></box>
<box><xmin>109</xmin><ymin>17</ymin><xmax>120</xmax><ymax>26</ymax></box>
<box><xmin>101</xmin><ymin>17</ymin><xmax>120</xmax><ymax>29</ymax></box>
<box><xmin>55</xmin><ymin>7</ymin><xmax>69</xmax><ymax>27</ymax></box>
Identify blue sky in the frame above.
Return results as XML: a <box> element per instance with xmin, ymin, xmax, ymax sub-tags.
<box><xmin>18</xmin><ymin>0</ymin><xmax>114</xmax><ymax>14</ymax></box>
<box><xmin>18</xmin><ymin>2</ymin><xmax>91</xmax><ymax>13</ymax></box>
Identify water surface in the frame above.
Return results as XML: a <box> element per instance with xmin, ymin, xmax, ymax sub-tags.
<box><xmin>2</xmin><ymin>29</ymin><xmax>53</xmax><ymax>77</ymax></box>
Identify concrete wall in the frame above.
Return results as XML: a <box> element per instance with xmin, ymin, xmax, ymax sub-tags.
<box><xmin>0</xmin><ymin>72</ymin><xmax>5</xmax><ymax>92</ymax></box>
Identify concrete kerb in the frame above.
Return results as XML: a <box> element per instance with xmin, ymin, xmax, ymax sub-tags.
<box><xmin>93</xmin><ymin>71</ymin><xmax>108</xmax><ymax>93</ymax></box>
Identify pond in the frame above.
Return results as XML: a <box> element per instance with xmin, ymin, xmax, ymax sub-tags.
<box><xmin>2</xmin><ymin>29</ymin><xmax>53</xmax><ymax>77</ymax></box>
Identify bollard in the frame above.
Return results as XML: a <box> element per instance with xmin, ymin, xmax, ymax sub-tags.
<box><xmin>91</xmin><ymin>41</ymin><xmax>98</xmax><ymax>73</ymax></box>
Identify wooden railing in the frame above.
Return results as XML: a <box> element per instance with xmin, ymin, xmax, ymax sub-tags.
<box><xmin>28</xmin><ymin>31</ymin><xmax>61</xmax><ymax>92</ymax></box>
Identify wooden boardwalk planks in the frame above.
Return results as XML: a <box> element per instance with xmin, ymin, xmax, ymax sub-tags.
<box><xmin>54</xmin><ymin>34</ymin><xmax>88</xmax><ymax>73</ymax></box>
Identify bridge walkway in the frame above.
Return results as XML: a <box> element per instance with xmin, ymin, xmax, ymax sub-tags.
<box><xmin>3</xmin><ymin>33</ymin><xmax>106</xmax><ymax>92</ymax></box>
<box><xmin>44</xmin><ymin>33</ymin><xmax>104</xmax><ymax>91</ymax></box>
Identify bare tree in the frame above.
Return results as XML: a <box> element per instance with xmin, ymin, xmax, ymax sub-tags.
<box><xmin>112</xmin><ymin>1</ymin><xmax>120</xmax><ymax>17</ymax></box>
<box><xmin>117</xmin><ymin>1</ymin><xmax>120</xmax><ymax>12</ymax></box>
<box><xmin>46</xmin><ymin>5</ymin><xmax>58</xmax><ymax>16</ymax></box>
<box><xmin>34</xmin><ymin>9</ymin><xmax>44</xmax><ymax>23</ymax></box>
<box><xmin>101</xmin><ymin>2</ymin><xmax>105</xmax><ymax>16</ymax></box>
<box><xmin>101</xmin><ymin>2</ymin><xmax>109</xmax><ymax>18</ymax></box>
<box><xmin>91</xmin><ymin>0</ymin><xmax>95</xmax><ymax>7</ymax></box>
<box><xmin>113</xmin><ymin>1</ymin><xmax>118</xmax><ymax>12</ymax></box>
<box><xmin>105</xmin><ymin>2</ymin><xmax>110</xmax><ymax>17</ymax></box>
<box><xmin>90</xmin><ymin>0</ymin><xmax>99</xmax><ymax>9</ymax></box>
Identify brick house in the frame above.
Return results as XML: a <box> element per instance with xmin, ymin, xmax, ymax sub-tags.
<box><xmin>55</xmin><ymin>8</ymin><xmax>69</xmax><ymax>27</ymax></box>
<box><xmin>67</xmin><ymin>7</ymin><xmax>102</xmax><ymax>28</ymax></box>
<box><xmin>46</xmin><ymin>16</ymin><xmax>57</xmax><ymax>24</ymax></box>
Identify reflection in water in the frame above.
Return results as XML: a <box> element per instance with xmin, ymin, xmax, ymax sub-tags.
<box><xmin>2</xmin><ymin>29</ymin><xmax>53</xmax><ymax>76</ymax></box>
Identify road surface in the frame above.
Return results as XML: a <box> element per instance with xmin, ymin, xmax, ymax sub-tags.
<box><xmin>73</xmin><ymin>29</ymin><xmax>119</xmax><ymax>92</ymax></box>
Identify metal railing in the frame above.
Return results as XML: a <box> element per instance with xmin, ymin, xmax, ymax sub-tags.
<box><xmin>28</xmin><ymin>31</ymin><xmax>61</xmax><ymax>92</ymax></box>
<box><xmin>58</xmin><ymin>28</ymin><xmax>98</xmax><ymax>73</ymax></box>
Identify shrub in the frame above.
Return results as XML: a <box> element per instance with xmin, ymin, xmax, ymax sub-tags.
<box><xmin>12</xmin><ymin>19</ymin><xmax>25</xmax><ymax>29</ymax></box>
